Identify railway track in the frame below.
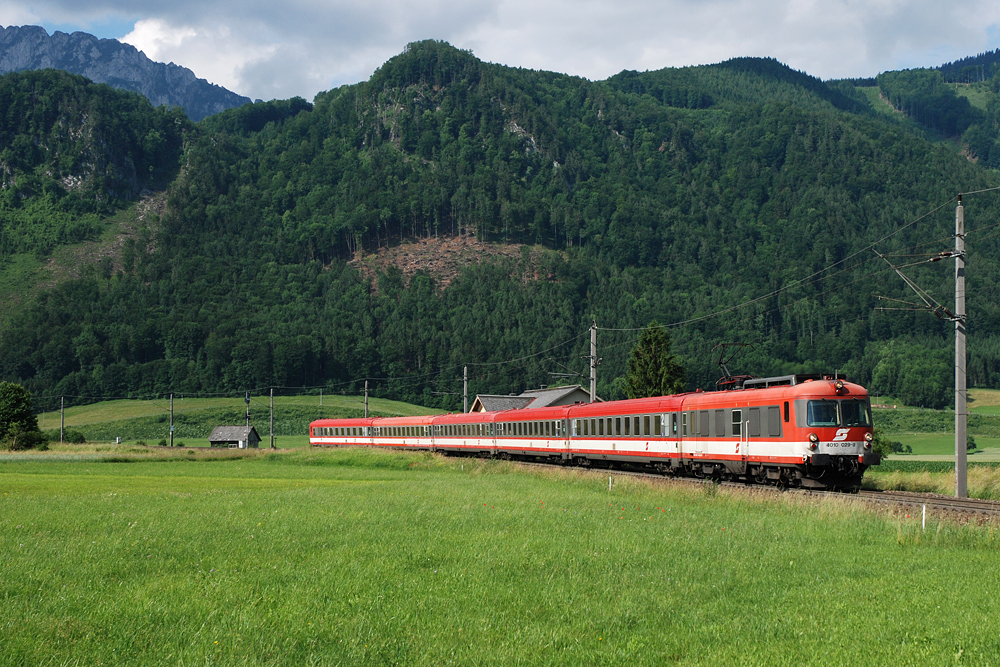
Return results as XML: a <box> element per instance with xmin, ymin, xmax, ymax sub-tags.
<box><xmin>508</xmin><ymin>459</ymin><xmax>1000</xmax><ymax>518</ymax></box>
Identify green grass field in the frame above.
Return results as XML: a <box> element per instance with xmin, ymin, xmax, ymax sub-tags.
<box><xmin>1</xmin><ymin>447</ymin><xmax>999</xmax><ymax>665</ymax></box>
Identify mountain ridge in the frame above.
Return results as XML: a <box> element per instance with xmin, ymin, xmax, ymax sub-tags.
<box><xmin>0</xmin><ymin>24</ymin><xmax>252</xmax><ymax>121</ymax></box>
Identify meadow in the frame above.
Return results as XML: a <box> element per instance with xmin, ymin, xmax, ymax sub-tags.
<box><xmin>1</xmin><ymin>447</ymin><xmax>999</xmax><ymax>666</ymax></box>
<box><xmin>34</xmin><ymin>394</ymin><xmax>444</xmax><ymax>444</ymax></box>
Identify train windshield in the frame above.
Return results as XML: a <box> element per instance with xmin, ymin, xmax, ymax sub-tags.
<box><xmin>806</xmin><ymin>399</ymin><xmax>872</xmax><ymax>427</ymax></box>
<box><xmin>840</xmin><ymin>399</ymin><xmax>871</xmax><ymax>427</ymax></box>
<box><xmin>806</xmin><ymin>400</ymin><xmax>839</xmax><ymax>427</ymax></box>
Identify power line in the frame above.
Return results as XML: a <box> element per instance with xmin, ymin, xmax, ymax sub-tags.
<box><xmin>597</xmin><ymin>196</ymin><xmax>960</xmax><ymax>334</ymax></box>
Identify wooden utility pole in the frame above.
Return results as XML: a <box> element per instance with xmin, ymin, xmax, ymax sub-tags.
<box><xmin>364</xmin><ymin>380</ymin><xmax>369</xmax><ymax>418</ymax></box>
<box><xmin>955</xmin><ymin>197</ymin><xmax>968</xmax><ymax>498</ymax></box>
<box><xmin>270</xmin><ymin>388</ymin><xmax>275</xmax><ymax>449</ymax></box>
<box><xmin>463</xmin><ymin>366</ymin><xmax>468</xmax><ymax>413</ymax></box>
<box><xmin>60</xmin><ymin>396</ymin><xmax>64</xmax><ymax>443</ymax></box>
<box><xmin>169</xmin><ymin>394</ymin><xmax>174</xmax><ymax>447</ymax></box>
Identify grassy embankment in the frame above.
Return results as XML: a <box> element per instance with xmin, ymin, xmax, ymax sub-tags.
<box><xmin>1</xmin><ymin>446</ymin><xmax>999</xmax><ymax>665</ymax></box>
<box><xmin>35</xmin><ymin>394</ymin><xmax>445</xmax><ymax>447</ymax></box>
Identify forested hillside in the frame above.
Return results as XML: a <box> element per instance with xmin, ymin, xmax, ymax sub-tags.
<box><xmin>0</xmin><ymin>69</ymin><xmax>189</xmax><ymax>256</ymax></box>
<box><xmin>2</xmin><ymin>42</ymin><xmax>1000</xmax><ymax>411</ymax></box>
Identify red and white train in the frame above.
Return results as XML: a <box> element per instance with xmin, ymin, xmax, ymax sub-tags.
<box><xmin>309</xmin><ymin>374</ymin><xmax>881</xmax><ymax>490</ymax></box>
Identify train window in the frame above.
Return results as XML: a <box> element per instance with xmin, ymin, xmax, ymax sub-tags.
<box><xmin>654</xmin><ymin>415</ymin><xmax>661</xmax><ymax>436</ymax></box>
<box><xmin>699</xmin><ymin>411</ymin><xmax>709</xmax><ymax>437</ymax></box>
<box><xmin>574</xmin><ymin>420</ymin><xmax>580</xmax><ymax>436</ymax></box>
<box><xmin>643</xmin><ymin>416</ymin><xmax>650</xmax><ymax>436</ymax></box>
<box><xmin>714</xmin><ymin>410</ymin><xmax>725</xmax><ymax>437</ymax></box>
<box><xmin>630</xmin><ymin>416</ymin><xmax>637</xmax><ymax>436</ymax></box>
<box><xmin>682</xmin><ymin>413</ymin><xmax>687</xmax><ymax>436</ymax></box>
<box><xmin>748</xmin><ymin>408</ymin><xmax>761</xmax><ymax>437</ymax></box>
<box><xmin>732</xmin><ymin>410</ymin><xmax>742</xmax><ymax>437</ymax></box>
<box><xmin>807</xmin><ymin>401</ymin><xmax>839</xmax><ymax>427</ymax></box>
<box><xmin>624</xmin><ymin>417</ymin><xmax>630</xmax><ymax>436</ymax></box>
<box><xmin>589</xmin><ymin>419</ymin><xmax>595</xmax><ymax>436</ymax></box>
<box><xmin>597</xmin><ymin>419</ymin><xmax>603</xmax><ymax>436</ymax></box>
<box><xmin>841</xmin><ymin>400</ymin><xmax>871</xmax><ymax>427</ymax></box>
<box><xmin>784</xmin><ymin>401</ymin><xmax>790</xmax><ymax>423</ymax></box>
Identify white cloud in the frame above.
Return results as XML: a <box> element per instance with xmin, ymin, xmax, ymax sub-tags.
<box><xmin>122</xmin><ymin>18</ymin><xmax>277</xmax><ymax>96</ymax></box>
<box><xmin>6</xmin><ymin>0</ymin><xmax>1000</xmax><ymax>100</ymax></box>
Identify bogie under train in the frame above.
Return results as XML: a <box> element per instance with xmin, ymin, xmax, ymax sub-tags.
<box><xmin>309</xmin><ymin>374</ymin><xmax>881</xmax><ymax>490</ymax></box>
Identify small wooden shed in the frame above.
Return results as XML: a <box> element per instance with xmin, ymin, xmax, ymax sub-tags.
<box><xmin>208</xmin><ymin>425</ymin><xmax>261</xmax><ymax>449</ymax></box>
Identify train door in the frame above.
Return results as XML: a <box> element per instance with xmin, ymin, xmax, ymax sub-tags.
<box><xmin>694</xmin><ymin>412</ymin><xmax>703</xmax><ymax>454</ymax></box>
<box><xmin>561</xmin><ymin>419</ymin><xmax>570</xmax><ymax>459</ymax></box>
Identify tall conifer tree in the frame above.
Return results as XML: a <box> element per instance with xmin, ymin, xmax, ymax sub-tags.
<box><xmin>621</xmin><ymin>323</ymin><xmax>686</xmax><ymax>399</ymax></box>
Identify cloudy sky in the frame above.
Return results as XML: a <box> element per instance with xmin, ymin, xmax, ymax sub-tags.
<box><xmin>2</xmin><ymin>0</ymin><xmax>999</xmax><ymax>102</ymax></box>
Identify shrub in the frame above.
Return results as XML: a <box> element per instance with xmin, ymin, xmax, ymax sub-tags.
<box><xmin>1</xmin><ymin>423</ymin><xmax>49</xmax><ymax>451</ymax></box>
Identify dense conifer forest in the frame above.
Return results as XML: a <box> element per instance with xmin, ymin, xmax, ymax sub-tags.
<box><xmin>2</xmin><ymin>42</ymin><xmax>1000</xmax><ymax>411</ymax></box>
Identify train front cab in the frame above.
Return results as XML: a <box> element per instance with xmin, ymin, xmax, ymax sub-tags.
<box><xmin>791</xmin><ymin>380</ymin><xmax>880</xmax><ymax>489</ymax></box>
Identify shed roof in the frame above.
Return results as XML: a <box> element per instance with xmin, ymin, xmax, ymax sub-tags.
<box><xmin>470</xmin><ymin>395</ymin><xmax>534</xmax><ymax>412</ymax></box>
<box><xmin>469</xmin><ymin>384</ymin><xmax>600</xmax><ymax>413</ymax></box>
<box><xmin>517</xmin><ymin>384</ymin><xmax>595</xmax><ymax>408</ymax></box>
<box><xmin>208</xmin><ymin>425</ymin><xmax>260</xmax><ymax>442</ymax></box>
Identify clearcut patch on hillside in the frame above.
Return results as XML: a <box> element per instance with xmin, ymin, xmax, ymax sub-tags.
<box><xmin>350</xmin><ymin>235</ymin><xmax>547</xmax><ymax>288</ymax></box>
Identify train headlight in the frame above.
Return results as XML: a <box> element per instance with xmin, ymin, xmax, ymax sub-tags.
<box><xmin>834</xmin><ymin>379</ymin><xmax>845</xmax><ymax>394</ymax></box>
<box><xmin>864</xmin><ymin>432</ymin><xmax>873</xmax><ymax>449</ymax></box>
<box><xmin>808</xmin><ymin>433</ymin><xmax>819</xmax><ymax>450</ymax></box>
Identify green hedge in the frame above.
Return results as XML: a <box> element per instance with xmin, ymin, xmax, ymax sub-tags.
<box><xmin>872</xmin><ymin>460</ymin><xmax>1000</xmax><ymax>473</ymax></box>
<box><xmin>873</xmin><ymin>409</ymin><xmax>1000</xmax><ymax>437</ymax></box>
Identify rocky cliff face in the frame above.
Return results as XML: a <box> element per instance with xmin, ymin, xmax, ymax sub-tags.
<box><xmin>0</xmin><ymin>25</ymin><xmax>252</xmax><ymax>121</ymax></box>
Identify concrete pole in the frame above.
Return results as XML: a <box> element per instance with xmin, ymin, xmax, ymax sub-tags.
<box><xmin>590</xmin><ymin>321</ymin><xmax>597</xmax><ymax>403</ymax></box>
<box><xmin>955</xmin><ymin>197</ymin><xmax>967</xmax><ymax>498</ymax></box>
<box><xmin>364</xmin><ymin>380</ymin><xmax>369</xmax><ymax>418</ymax></box>
<box><xmin>169</xmin><ymin>393</ymin><xmax>174</xmax><ymax>447</ymax></box>
<box><xmin>463</xmin><ymin>366</ymin><xmax>468</xmax><ymax>413</ymax></box>
<box><xmin>60</xmin><ymin>396</ymin><xmax>64</xmax><ymax>444</ymax></box>
<box><xmin>270</xmin><ymin>388</ymin><xmax>274</xmax><ymax>449</ymax></box>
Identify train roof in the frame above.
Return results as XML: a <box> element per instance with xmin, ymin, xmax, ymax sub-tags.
<box><xmin>310</xmin><ymin>417</ymin><xmax>374</xmax><ymax>427</ymax></box>
<box><xmin>310</xmin><ymin>376</ymin><xmax>870</xmax><ymax>429</ymax></box>
<box><xmin>371</xmin><ymin>414</ymin><xmax>437</xmax><ymax>425</ymax></box>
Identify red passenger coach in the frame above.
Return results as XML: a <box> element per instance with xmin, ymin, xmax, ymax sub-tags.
<box><xmin>309</xmin><ymin>374</ymin><xmax>881</xmax><ymax>490</ymax></box>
